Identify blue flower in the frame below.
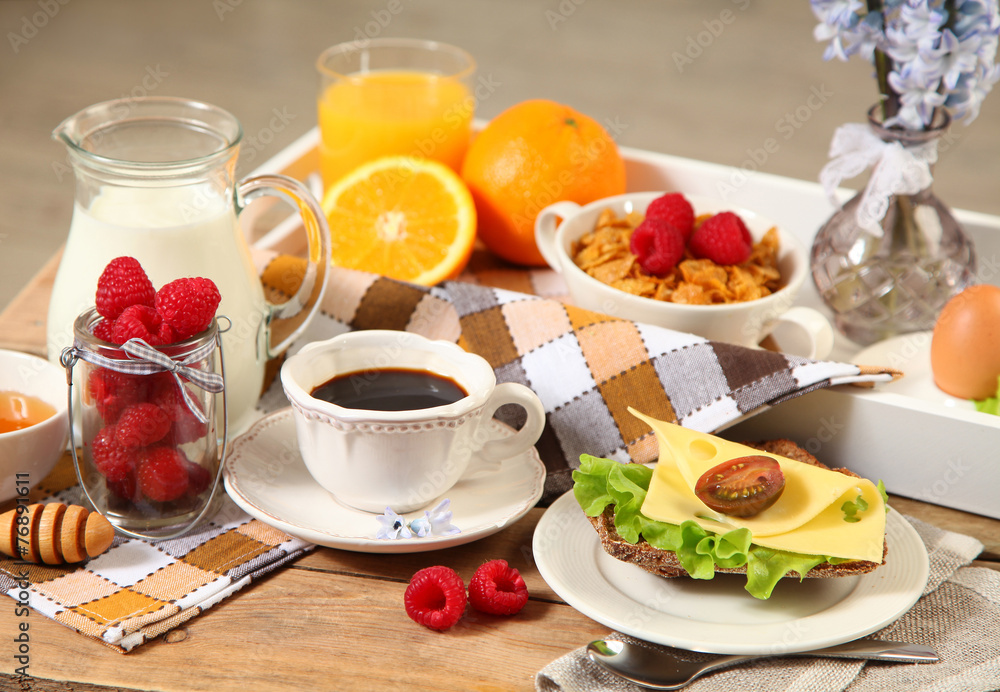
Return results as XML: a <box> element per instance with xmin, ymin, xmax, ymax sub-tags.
<box><xmin>375</xmin><ymin>507</ymin><xmax>413</xmax><ymax>540</ymax></box>
<box><xmin>810</xmin><ymin>0</ymin><xmax>999</xmax><ymax>126</ymax></box>
<box><xmin>409</xmin><ymin>499</ymin><xmax>461</xmax><ymax>538</ymax></box>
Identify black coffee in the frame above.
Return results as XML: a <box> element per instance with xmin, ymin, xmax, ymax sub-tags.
<box><xmin>310</xmin><ymin>368</ymin><xmax>468</xmax><ymax>411</ymax></box>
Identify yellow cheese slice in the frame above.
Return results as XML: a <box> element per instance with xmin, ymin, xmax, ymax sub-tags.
<box><xmin>632</xmin><ymin>409</ymin><xmax>886</xmax><ymax>563</ymax></box>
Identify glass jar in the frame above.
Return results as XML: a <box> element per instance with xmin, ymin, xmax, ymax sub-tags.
<box><xmin>62</xmin><ymin>307</ymin><xmax>227</xmax><ymax>539</ymax></box>
<box><xmin>810</xmin><ymin>106</ymin><xmax>977</xmax><ymax>346</ymax></box>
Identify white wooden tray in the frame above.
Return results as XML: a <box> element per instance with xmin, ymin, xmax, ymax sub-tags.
<box><xmin>247</xmin><ymin>126</ymin><xmax>1000</xmax><ymax>520</ymax></box>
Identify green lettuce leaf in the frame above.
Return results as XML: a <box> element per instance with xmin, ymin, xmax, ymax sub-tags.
<box><xmin>974</xmin><ymin>376</ymin><xmax>1000</xmax><ymax>415</ymax></box>
<box><xmin>572</xmin><ymin>455</ymin><xmax>849</xmax><ymax>600</ymax></box>
<box><xmin>745</xmin><ymin>547</ymin><xmax>827</xmax><ymax>600</ymax></box>
<box><xmin>877</xmin><ymin>479</ymin><xmax>889</xmax><ymax>513</ymax></box>
<box><xmin>841</xmin><ymin>492</ymin><xmax>868</xmax><ymax>522</ymax></box>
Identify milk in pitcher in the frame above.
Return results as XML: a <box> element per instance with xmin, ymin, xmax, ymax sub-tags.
<box><xmin>48</xmin><ymin>185</ymin><xmax>268</xmax><ymax>434</ymax></box>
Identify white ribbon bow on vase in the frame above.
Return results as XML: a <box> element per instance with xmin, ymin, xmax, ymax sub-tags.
<box><xmin>819</xmin><ymin>123</ymin><xmax>938</xmax><ymax>237</ymax></box>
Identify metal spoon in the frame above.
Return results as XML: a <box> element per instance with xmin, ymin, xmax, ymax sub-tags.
<box><xmin>587</xmin><ymin>638</ymin><xmax>938</xmax><ymax>690</ymax></box>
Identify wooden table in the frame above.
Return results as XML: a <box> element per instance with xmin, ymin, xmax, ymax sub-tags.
<box><xmin>2</xmin><ymin>260</ymin><xmax>998</xmax><ymax>692</ymax></box>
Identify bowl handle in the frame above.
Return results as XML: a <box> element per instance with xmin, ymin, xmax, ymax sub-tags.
<box><xmin>534</xmin><ymin>201</ymin><xmax>582</xmax><ymax>272</ymax></box>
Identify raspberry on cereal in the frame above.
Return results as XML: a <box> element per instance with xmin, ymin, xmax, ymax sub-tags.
<box><xmin>138</xmin><ymin>447</ymin><xmax>191</xmax><ymax>502</ymax></box>
<box><xmin>688</xmin><ymin>211</ymin><xmax>753</xmax><ymax>266</ymax></box>
<box><xmin>404</xmin><ymin>566</ymin><xmax>467</xmax><ymax>631</ymax></box>
<box><xmin>631</xmin><ymin>219</ymin><xmax>686</xmax><ymax>277</ymax></box>
<box><xmin>96</xmin><ymin>256</ymin><xmax>156</xmax><ymax>321</ymax></box>
<box><xmin>468</xmin><ymin>559</ymin><xmax>529</xmax><ymax>616</ymax></box>
<box><xmin>155</xmin><ymin>277</ymin><xmax>221</xmax><ymax>341</ymax></box>
<box><xmin>644</xmin><ymin>193</ymin><xmax>695</xmax><ymax>240</ymax></box>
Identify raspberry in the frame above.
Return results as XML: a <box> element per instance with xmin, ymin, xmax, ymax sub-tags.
<box><xmin>112</xmin><ymin>304</ymin><xmax>166</xmax><ymax>346</ymax></box>
<box><xmin>630</xmin><ymin>219</ymin><xmax>686</xmax><ymax>277</ymax></box>
<box><xmin>138</xmin><ymin>447</ymin><xmax>190</xmax><ymax>502</ymax></box>
<box><xmin>644</xmin><ymin>193</ymin><xmax>695</xmax><ymax>240</ymax></box>
<box><xmin>158</xmin><ymin>321</ymin><xmax>180</xmax><ymax>345</ymax></box>
<box><xmin>107</xmin><ymin>472</ymin><xmax>139</xmax><ymax>503</ymax></box>
<box><xmin>468</xmin><ymin>559</ymin><xmax>529</xmax><ymax>615</ymax></box>
<box><xmin>95</xmin><ymin>256</ymin><xmax>156</xmax><ymax>321</ymax></box>
<box><xmin>115</xmin><ymin>403</ymin><xmax>171</xmax><ymax>449</ymax></box>
<box><xmin>155</xmin><ymin>277</ymin><xmax>221</xmax><ymax>341</ymax></box>
<box><xmin>152</xmin><ymin>379</ymin><xmax>210</xmax><ymax>444</ymax></box>
<box><xmin>87</xmin><ymin>369</ymin><xmax>150</xmax><ymax>423</ymax></box>
<box><xmin>404</xmin><ymin>566</ymin><xmax>467</xmax><ymax>631</ymax></box>
<box><xmin>90</xmin><ymin>425</ymin><xmax>138</xmax><ymax>482</ymax></box>
<box><xmin>185</xmin><ymin>460</ymin><xmax>212</xmax><ymax>496</ymax></box>
<box><xmin>91</xmin><ymin>318</ymin><xmax>117</xmax><ymax>344</ymax></box>
<box><xmin>688</xmin><ymin>212</ymin><xmax>753</xmax><ymax>266</ymax></box>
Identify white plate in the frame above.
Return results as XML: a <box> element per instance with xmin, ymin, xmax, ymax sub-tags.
<box><xmin>852</xmin><ymin>331</ymin><xmax>976</xmax><ymax>410</ymax></box>
<box><xmin>533</xmin><ymin>491</ymin><xmax>928</xmax><ymax>655</ymax></box>
<box><xmin>224</xmin><ymin>408</ymin><xmax>545</xmax><ymax>553</ymax></box>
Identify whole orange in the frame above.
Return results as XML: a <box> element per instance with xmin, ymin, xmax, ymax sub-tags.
<box><xmin>460</xmin><ymin>99</ymin><xmax>627</xmax><ymax>266</ymax></box>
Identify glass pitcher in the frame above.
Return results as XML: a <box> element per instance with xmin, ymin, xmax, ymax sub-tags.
<box><xmin>47</xmin><ymin>97</ymin><xmax>331</xmax><ymax>435</ymax></box>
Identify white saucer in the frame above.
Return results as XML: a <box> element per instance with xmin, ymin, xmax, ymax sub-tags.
<box><xmin>223</xmin><ymin>408</ymin><xmax>546</xmax><ymax>553</ymax></box>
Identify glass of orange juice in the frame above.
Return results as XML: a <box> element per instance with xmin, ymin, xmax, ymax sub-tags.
<box><xmin>316</xmin><ymin>38</ymin><xmax>476</xmax><ymax>190</ymax></box>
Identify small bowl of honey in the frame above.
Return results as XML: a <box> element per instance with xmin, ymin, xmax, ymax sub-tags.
<box><xmin>0</xmin><ymin>349</ymin><xmax>70</xmax><ymax>503</ymax></box>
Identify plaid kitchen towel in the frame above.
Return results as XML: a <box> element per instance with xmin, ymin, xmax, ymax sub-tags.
<box><xmin>0</xmin><ymin>255</ymin><xmax>895</xmax><ymax>654</ymax></box>
<box><xmin>257</xmin><ymin>258</ymin><xmax>898</xmax><ymax>503</ymax></box>
<box><xmin>0</xmin><ymin>455</ymin><xmax>313</xmax><ymax>653</ymax></box>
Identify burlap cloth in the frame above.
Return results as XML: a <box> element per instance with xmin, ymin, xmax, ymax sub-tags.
<box><xmin>536</xmin><ymin>516</ymin><xmax>997</xmax><ymax>692</ymax></box>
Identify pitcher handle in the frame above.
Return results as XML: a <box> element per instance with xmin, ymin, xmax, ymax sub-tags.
<box><xmin>236</xmin><ymin>173</ymin><xmax>332</xmax><ymax>358</ymax></box>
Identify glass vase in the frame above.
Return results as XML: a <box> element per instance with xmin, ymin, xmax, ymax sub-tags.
<box><xmin>810</xmin><ymin>105</ymin><xmax>977</xmax><ymax>346</ymax></box>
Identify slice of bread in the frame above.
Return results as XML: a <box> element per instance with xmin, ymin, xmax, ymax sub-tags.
<box><xmin>586</xmin><ymin>439</ymin><xmax>887</xmax><ymax>580</ymax></box>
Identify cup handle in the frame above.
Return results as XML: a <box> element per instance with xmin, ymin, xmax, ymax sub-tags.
<box><xmin>236</xmin><ymin>173</ymin><xmax>332</xmax><ymax>358</ymax></box>
<box><xmin>534</xmin><ymin>201</ymin><xmax>582</xmax><ymax>271</ymax></box>
<box><xmin>464</xmin><ymin>382</ymin><xmax>546</xmax><ymax>476</ymax></box>
<box><xmin>769</xmin><ymin>306</ymin><xmax>835</xmax><ymax>360</ymax></box>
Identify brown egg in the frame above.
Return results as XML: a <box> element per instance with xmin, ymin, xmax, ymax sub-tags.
<box><xmin>931</xmin><ymin>284</ymin><xmax>1000</xmax><ymax>400</ymax></box>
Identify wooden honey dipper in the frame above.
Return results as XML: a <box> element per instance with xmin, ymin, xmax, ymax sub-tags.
<box><xmin>0</xmin><ymin>503</ymin><xmax>115</xmax><ymax>564</ymax></box>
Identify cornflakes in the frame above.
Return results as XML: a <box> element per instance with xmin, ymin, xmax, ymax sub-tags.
<box><xmin>571</xmin><ymin>209</ymin><xmax>781</xmax><ymax>304</ymax></box>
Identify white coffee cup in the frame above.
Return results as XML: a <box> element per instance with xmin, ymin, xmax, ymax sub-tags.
<box><xmin>534</xmin><ymin>192</ymin><xmax>834</xmax><ymax>359</ymax></box>
<box><xmin>280</xmin><ymin>330</ymin><xmax>546</xmax><ymax>513</ymax></box>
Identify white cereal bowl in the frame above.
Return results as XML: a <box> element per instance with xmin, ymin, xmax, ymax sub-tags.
<box><xmin>0</xmin><ymin>349</ymin><xmax>70</xmax><ymax>502</ymax></box>
<box><xmin>534</xmin><ymin>192</ymin><xmax>832</xmax><ymax>357</ymax></box>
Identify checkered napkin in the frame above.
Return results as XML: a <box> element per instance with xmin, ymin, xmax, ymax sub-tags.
<box><xmin>0</xmin><ymin>456</ymin><xmax>313</xmax><ymax>653</ymax></box>
<box><xmin>536</xmin><ymin>516</ymin><xmax>997</xmax><ymax>692</ymax></box>
<box><xmin>257</xmin><ymin>257</ymin><xmax>898</xmax><ymax>503</ymax></box>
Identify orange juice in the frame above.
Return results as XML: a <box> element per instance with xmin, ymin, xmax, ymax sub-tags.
<box><xmin>318</xmin><ymin>70</ymin><xmax>472</xmax><ymax>188</ymax></box>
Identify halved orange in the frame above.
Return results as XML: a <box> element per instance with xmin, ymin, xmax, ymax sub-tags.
<box><xmin>321</xmin><ymin>155</ymin><xmax>477</xmax><ymax>285</ymax></box>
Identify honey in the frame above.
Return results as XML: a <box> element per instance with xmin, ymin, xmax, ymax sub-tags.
<box><xmin>0</xmin><ymin>391</ymin><xmax>56</xmax><ymax>433</ymax></box>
